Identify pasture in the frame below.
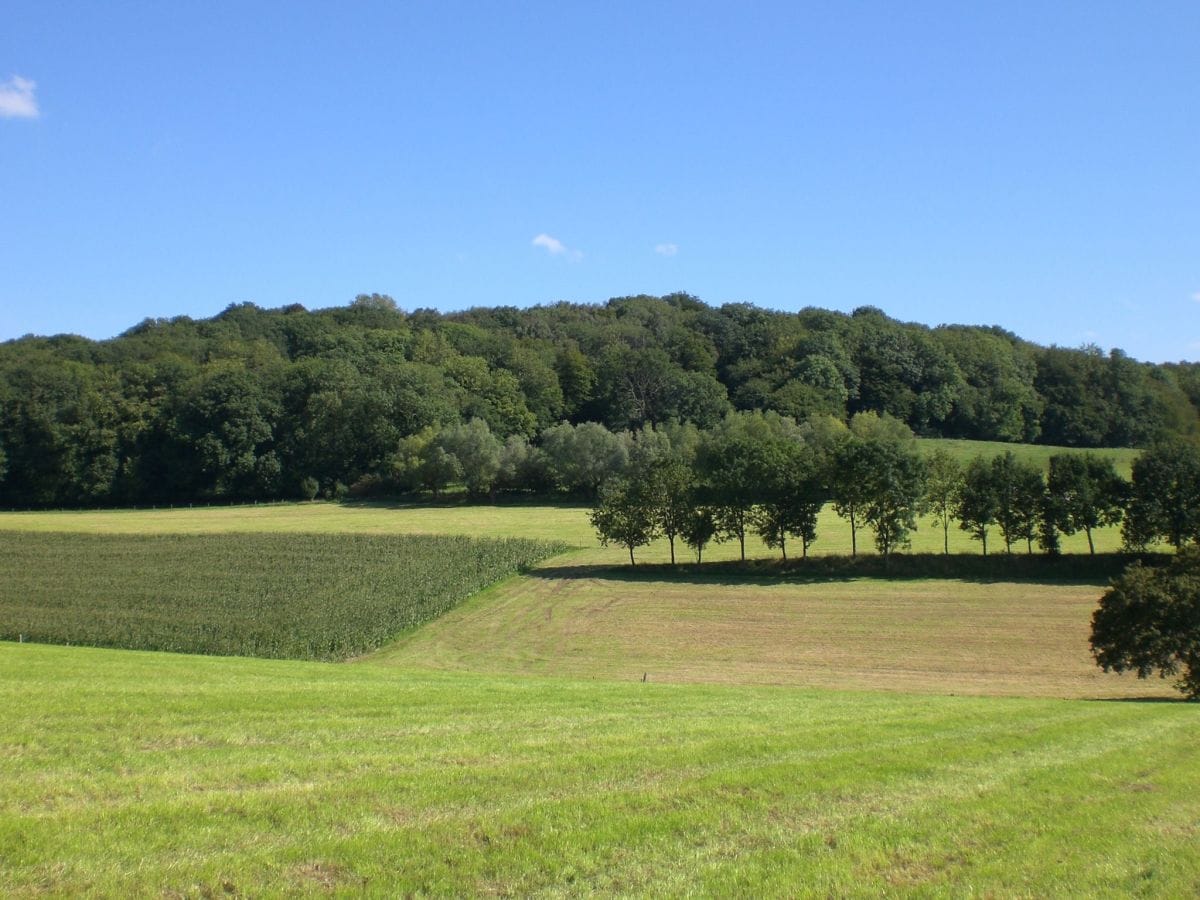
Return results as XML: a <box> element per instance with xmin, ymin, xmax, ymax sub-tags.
<box><xmin>2</xmin><ymin>644</ymin><xmax>1197</xmax><ymax>897</ymax></box>
<box><xmin>914</xmin><ymin>437</ymin><xmax>1139</xmax><ymax>477</ymax></box>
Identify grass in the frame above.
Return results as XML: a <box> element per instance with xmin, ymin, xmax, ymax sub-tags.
<box><xmin>0</xmin><ymin>496</ymin><xmax>1136</xmax><ymax>562</ymax></box>
<box><xmin>0</xmin><ymin>501</ymin><xmax>1159</xmax><ymax>699</ymax></box>
<box><xmin>1</xmin><ymin>643</ymin><xmax>1196</xmax><ymax>896</ymax></box>
<box><xmin>3</xmin><ymin>490</ymin><xmax>1192</xmax><ymax>894</ymax></box>
<box><xmin>0</xmin><ymin>532</ymin><xmax>562</xmax><ymax>660</ymax></box>
<box><xmin>371</xmin><ymin>566</ymin><xmax>1172</xmax><ymax>700</ymax></box>
<box><xmin>916</xmin><ymin>437</ymin><xmax>1140</xmax><ymax>477</ymax></box>
<box><xmin>0</xmin><ymin>500</ymin><xmax>603</xmax><ymax>546</ymax></box>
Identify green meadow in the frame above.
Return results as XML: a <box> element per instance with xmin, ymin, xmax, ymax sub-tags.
<box><xmin>2</xmin><ymin>645</ymin><xmax>1198</xmax><ymax>897</ymax></box>
<box><xmin>1</xmin><ymin>442</ymin><xmax>1195</xmax><ymax>896</ymax></box>
<box><xmin>914</xmin><ymin>437</ymin><xmax>1139</xmax><ymax>477</ymax></box>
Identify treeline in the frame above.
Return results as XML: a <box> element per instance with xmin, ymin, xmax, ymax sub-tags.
<box><xmin>586</xmin><ymin>412</ymin><xmax>1200</xmax><ymax>564</ymax></box>
<box><xmin>1</xmin><ymin>292</ymin><xmax>1198</xmax><ymax>507</ymax></box>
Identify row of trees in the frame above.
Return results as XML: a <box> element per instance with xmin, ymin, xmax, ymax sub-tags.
<box><xmin>589</xmin><ymin>415</ymin><xmax>1200</xmax><ymax>565</ymax></box>
<box><xmin>2</xmin><ymin>293</ymin><xmax>1198</xmax><ymax>508</ymax></box>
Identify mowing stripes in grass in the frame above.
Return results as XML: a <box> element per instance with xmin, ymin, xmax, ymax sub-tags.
<box><xmin>0</xmin><ymin>645</ymin><xmax>1197</xmax><ymax>896</ymax></box>
<box><xmin>0</xmin><ymin>532</ymin><xmax>564</xmax><ymax>660</ymax></box>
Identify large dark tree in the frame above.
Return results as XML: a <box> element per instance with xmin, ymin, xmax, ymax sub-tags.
<box><xmin>1091</xmin><ymin>551</ymin><xmax>1200</xmax><ymax>699</ymax></box>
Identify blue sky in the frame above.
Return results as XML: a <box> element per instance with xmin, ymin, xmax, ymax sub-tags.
<box><xmin>2</xmin><ymin>1</ymin><xmax>1198</xmax><ymax>361</ymax></box>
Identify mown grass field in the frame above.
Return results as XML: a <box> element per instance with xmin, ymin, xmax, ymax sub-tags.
<box><xmin>372</xmin><ymin>567</ymin><xmax>1170</xmax><ymax>699</ymax></box>
<box><xmin>0</xmin><ymin>532</ymin><xmax>561</xmax><ymax>660</ymax></box>
<box><xmin>2</xmin><ymin>644</ymin><xmax>1197</xmax><ymax>897</ymax></box>
<box><xmin>2</xmin><ymin>469</ymin><xmax>1194</xmax><ymax>896</ymax></box>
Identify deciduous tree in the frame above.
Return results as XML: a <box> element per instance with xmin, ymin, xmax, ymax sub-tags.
<box><xmin>924</xmin><ymin>448</ymin><xmax>962</xmax><ymax>554</ymax></box>
<box><xmin>1091</xmin><ymin>550</ymin><xmax>1200</xmax><ymax>699</ymax></box>
<box><xmin>1123</xmin><ymin>440</ymin><xmax>1200</xmax><ymax>550</ymax></box>
<box><xmin>1046</xmin><ymin>453</ymin><xmax>1127</xmax><ymax>554</ymax></box>
<box><xmin>957</xmin><ymin>457</ymin><xmax>998</xmax><ymax>555</ymax></box>
<box><xmin>590</xmin><ymin>477</ymin><xmax>658</xmax><ymax>566</ymax></box>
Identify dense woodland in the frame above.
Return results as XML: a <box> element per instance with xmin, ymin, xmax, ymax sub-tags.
<box><xmin>1</xmin><ymin>292</ymin><xmax>1199</xmax><ymax>508</ymax></box>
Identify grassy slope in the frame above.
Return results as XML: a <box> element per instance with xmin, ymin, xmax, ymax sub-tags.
<box><xmin>914</xmin><ymin>438</ymin><xmax>1139</xmax><ymax>477</ymax></box>
<box><xmin>2</xmin><ymin>643</ymin><xmax>1197</xmax><ymax>897</ymax></box>
<box><xmin>371</xmin><ymin>569</ymin><xmax>1171</xmax><ymax>699</ymax></box>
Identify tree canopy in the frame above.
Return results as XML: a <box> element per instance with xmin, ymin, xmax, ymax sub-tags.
<box><xmin>1</xmin><ymin>293</ymin><xmax>1197</xmax><ymax>507</ymax></box>
<box><xmin>1091</xmin><ymin>550</ymin><xmax>1200</xmax><ymax>699</ymax></box>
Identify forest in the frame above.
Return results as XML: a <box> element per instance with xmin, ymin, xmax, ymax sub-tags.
<box><xmin>1</xmin><ymin>292</ymin><xmax>1198</xmax><ymax>508</ymax></box>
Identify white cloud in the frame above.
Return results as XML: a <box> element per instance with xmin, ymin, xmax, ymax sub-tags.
<box><xmin>1191</xmin><ymin>291</ymin><xmax>1200</xmax><ymax>303</ymax></box>
<box><xmin>0</xmin><ymin>75</ymin><xmax>39</xmax><ymax>119</ymax></box>
<box><xmin>532</xmin><ymin>233</ymin><xmax>567</xmax><ymax>255</ymax></box>
<box><xmin>654</xmin><ymin>242</ymin><xmax>679</xmax><ymax>257</ymax></box>
<box><xmin>532</xmin><ymin>233</ymin><xmax>582</xmax><ymax>261</ymax></box>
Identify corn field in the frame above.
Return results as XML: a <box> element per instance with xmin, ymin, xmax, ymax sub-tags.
<box><xmin>0</xmin><ymin>532</ymin><xmax>563</xmax><ymax>660</ymax></box>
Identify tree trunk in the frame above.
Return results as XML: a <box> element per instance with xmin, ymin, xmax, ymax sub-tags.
<box><xmin>982</xmin><ymin>531</ymin><xmax>988</xmax><ymax>556</ymax></box>
<box><xmin>669</xmin><ymin>535</ymin><xmax>676</xmax><ymax>566</ymax></box>
<box><xmin>943</xmin><ymin>519</ymin><xmax>949</xmax><ymax>555</ymax></box>
<box><xmin>780</xmin><ymin>534</ymin><xmax>787</xmax><ymax>561</ymax></box>
<box><xmin>850</xmin><ymin>510</ymin><xmax>857</xmax><ymax>558</ymax></box>
<box><xmin>1086</xmin><ymin>526</ymin><xmax>1095</xmax><ymax>555</ymax></box>
<box><xmin>739</xmin><ymin>525</ymin><xmax>746</xmax><ymax>562</ymax></box>
<box><xmin>629</xmin><ymin>545</ymin><xmax>635</xmax><ymax>567</ymax></box>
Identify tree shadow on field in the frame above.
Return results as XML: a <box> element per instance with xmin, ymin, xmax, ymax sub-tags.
<box><xmin>1090</xmin><ymin>694</ymin><xmax>1194</xmax><ymax>704</ymax></box>
<box><xmin>530</xmin><ymin>552</ymin><xmax>1172</xmax><ymax>588</ymax></box>
<box><xmin>342</xmin><ymin>496</ymin><xmax>592</xmax><ymax>512</ymax></box>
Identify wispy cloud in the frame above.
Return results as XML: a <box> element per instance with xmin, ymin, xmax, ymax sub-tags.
<box><xmin>0</xmin><ymin>75</ymin><xmax>39</xmax><ymax>119</ymax></box>
<box><xmin>654</xmin><ymin>243</ymin><xmax>679</xmax><ymax>257</ymax></box>
<box><xmin>1191</xmin><ymin>291</ymin><xmax>1200</xmax><ymax>304</ymax></box>
<box><xmin>532</xmin><ymin>233</ymin><xmax>582</xmax><ymax>261</ymax></box>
